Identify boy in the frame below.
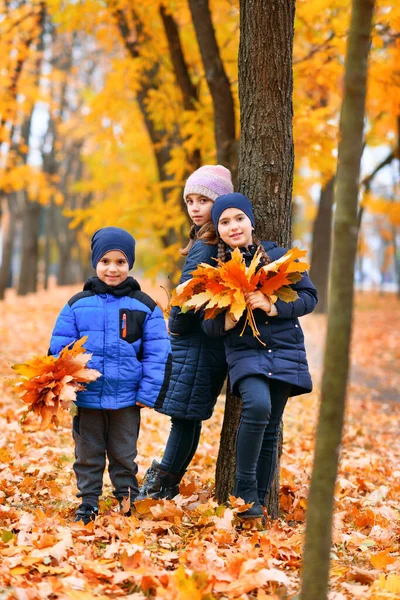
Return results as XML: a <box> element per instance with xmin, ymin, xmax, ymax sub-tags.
<box><xmin>49</xmin><ymin>227</ymin><xmax>171</xmax><ymax>524</ymax></box>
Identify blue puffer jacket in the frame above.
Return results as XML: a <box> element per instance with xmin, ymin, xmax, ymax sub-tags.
<box><xmin>157</xmin><ymin>240</ymin><xmax>227</xmax><ymax>421</ymax></box>
<box><xmin>202</xmin><ymin>242</ymin><xmax>318</xmax><ymax>396</ymax></box>
<box><xmin>49</xmin><ymin>277</ymin><xmax>172</xmax><ymax>410</ymax></box>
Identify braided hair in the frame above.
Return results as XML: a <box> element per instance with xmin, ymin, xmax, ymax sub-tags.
<box><xmin>217</xmin><ymin>233</ymin><xmax>271</xmax><ymax>266</ymax></box>
<box><xmin>180</xmin><ymin>222</ymin><xmax>219</xmax><ymax>256</ymax></box>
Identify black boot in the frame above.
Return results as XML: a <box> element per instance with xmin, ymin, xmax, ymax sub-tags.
<box><xmin>74</xmin><ymin>503</ymin><xmax>98</xmax><ymax>525</ymax></box>
<box><xmin>232</xmin><ymin>479</ymin><xmax>264</xmax><ymax>519</ymax></box>
<box><xmin>258</xmin><ymin>488</ymin><xmax>266</xmax><ymax>507</ymax></box>
<box><xmin>136</xmin><ymin>460</ymin><xmax>183</xmax><ymax>501</ymax></box>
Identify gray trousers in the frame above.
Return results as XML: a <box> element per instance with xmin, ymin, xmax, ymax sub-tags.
<box><xmin>72</xmin><ymin>406</ymin><xmax>141</xmax><ymax>507</ymax></box>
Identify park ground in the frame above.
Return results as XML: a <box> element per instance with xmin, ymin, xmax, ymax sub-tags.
<box><xmin>0</xmin><ymin>284</ymin><xmax>399</xmax><ymax>599</ymax></box>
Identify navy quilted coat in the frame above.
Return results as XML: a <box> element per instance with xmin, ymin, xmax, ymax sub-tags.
<box><xmin>202</xmin><ymin>242</ymin><xmax>318</xmax><ymax>396</ymax></box>
<box><xmin>158</xmin><ymin>241</ymin><xmax>227</xmax><ymax>420</ymax></box>
<box><xmin>49</xmin><ymin>277</ymin><xmax>171</xmax><ymax>410</ymax></box>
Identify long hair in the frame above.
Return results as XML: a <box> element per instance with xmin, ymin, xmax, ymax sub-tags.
<box><xmin>180</xmin><ymin>222</ymin><xmax>219</xmax><ymax>256</ymax></box>
<box><xmin>217</xmin><ymin>232</ymin><xmax>271</xmax><ymax>265</ymax></box>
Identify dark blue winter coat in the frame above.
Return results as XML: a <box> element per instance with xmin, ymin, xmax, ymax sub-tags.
<box><xmin>49</xmin><ymin>277</ymin><xmax>171</xmax><ymax>410</ymax></box>
<box><xmin>157</xmin><ymin>240</ymin><xmax>227</xmax><ymax>420</ymax></box>
<box><xmin>201</xmin><ymin>242</ymin><xmax>317</xmax><ymax>396</ymax></box>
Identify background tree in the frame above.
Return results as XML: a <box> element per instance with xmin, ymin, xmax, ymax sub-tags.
<box><xmin>300</xmin><ymin>0</ymin><xmax>376</xmax><ymax>597</ymax></box>
<box><xmin>215</xmin><ymin>0</ymin><xmax>295</xmax><ymax>518</ymax></box>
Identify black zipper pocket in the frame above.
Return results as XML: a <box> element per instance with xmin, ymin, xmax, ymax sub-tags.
<box><xmin>119</xmin><ymin>309</ymin><xmax>147</xmax><ymax>344</ymax></box>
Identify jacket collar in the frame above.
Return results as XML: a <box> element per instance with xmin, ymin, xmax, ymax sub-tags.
<box><xmin>226</xmin><ymin>241</ymin><xmax>277</xmax><ymax>260</ymax></box>
<box><xmin>83</xmin><ymin>276</ymin><xmax>141</xmax><ymax>297</ymax></box>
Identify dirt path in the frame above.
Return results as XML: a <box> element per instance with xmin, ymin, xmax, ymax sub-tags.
<box><xmin>301</xmin><ymin>297</ymin><xmax>400</xmax><ymax>403</ymax></box>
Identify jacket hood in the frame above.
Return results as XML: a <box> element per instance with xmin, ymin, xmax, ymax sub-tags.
<box><xmin>83</xmin><ymin>276</ymin><xmax>141</xmax><ymax>297</ymax></box>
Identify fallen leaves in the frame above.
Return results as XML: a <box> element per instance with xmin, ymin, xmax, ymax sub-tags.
<box><xmin>12</xmin><ymin>337</ymin><xmax>101</xmax><ymax>428</ymax></box>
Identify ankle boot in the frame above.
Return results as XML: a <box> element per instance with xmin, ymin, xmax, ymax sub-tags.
<box><xmin>232</xmin><ymin>479</ymin><xmax>264</xmax><ymax>519</ymax></box>
<box><xmin>136</xmin><ymin>460</ymin><xmax>184</xmax><ymax>501</ymax></box>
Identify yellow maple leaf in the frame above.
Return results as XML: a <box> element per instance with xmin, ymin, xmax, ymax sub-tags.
<box><xmin>171</xmin><ymin>247</ymin><xmax>310</xmax><ymax>344</ymax></box>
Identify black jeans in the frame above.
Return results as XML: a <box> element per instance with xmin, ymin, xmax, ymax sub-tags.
<box><xmin>72</xmin><ymin>405</ymin><xmax>141</xmax><ymax>507</ymax></box>
<box><xmin>160</xmin><ymin>417</ymin><xmax>202</xmax><ymax>474</ymax></box>
<box><xmin>236</xmin><ymin>376</ymin><xmax>291</xmax><ymax>498</ymax></box>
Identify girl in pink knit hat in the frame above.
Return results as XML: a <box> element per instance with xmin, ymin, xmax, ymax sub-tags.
<box><xmin>138</xmin><ymin>165</ymin><xmax>233</xmax><ymax>501</ymax></box>
<box><xmin>181</xmin><ymin>164</ymin><xmax>234</xmax><ymax>255</ymax></box>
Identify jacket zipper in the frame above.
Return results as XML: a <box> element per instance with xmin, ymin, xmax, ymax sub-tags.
<box><xmin>121</xmin><ymin>312</ymin><xmax>127</xmax><ymax>338</ymax></box>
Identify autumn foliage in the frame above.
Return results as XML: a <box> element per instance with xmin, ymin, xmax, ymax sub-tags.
<box><xmin>172</xmin><ymin>247</ymin><xmax>309</xmax><ymax>342</ymax></box>
<box><xmin>12</xmin><ymin>337</ymin><xmax>101</xmax><ymax>429</ymax></box>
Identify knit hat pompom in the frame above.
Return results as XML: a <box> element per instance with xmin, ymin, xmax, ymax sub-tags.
<box><xmin>91</xmin><ymin>227</ymin><xmax>136</xmax><ymax>269</ymax></box>
<box><xmin>211</xmin><ymin>193</ymin><xmax>255</xmax><ymax>229</ymax></box>
<box><xmin>183</xmin><ymin>165</ymin><xmax>234</xmax><ymax>202</ymax></box>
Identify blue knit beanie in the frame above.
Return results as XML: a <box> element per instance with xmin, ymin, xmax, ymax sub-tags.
<box><xmin>91</xmin><ymin>227</ymin><xmax>135</xmax><ymax>269</ymax></box>
<box><xmin>211</xmin><ymin>193</ymin><xmax>255</xmax><ymax>229</ymax></box>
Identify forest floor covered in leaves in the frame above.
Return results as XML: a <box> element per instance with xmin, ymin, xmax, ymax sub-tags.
<box><xmin>0</xmin><ymin>285</ymin><xmax>399</xmax><ymax>600</ymax></box>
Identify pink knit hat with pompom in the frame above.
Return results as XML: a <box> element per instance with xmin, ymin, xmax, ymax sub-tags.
<box><xmin>183</xmin><ymin>165</ymin><xmax>233</xmax><ymax>202</ymax></box>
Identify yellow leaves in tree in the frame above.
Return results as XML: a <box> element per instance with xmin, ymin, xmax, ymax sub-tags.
<box><xmin>12</xmin><ymin>337</ymin><xmax>101</xmax><ymax>429</ymax></box>
<box><xmin>171</xmin><ymin>247</ymin><xmax>310</xmax><ymax>345</ymax></box>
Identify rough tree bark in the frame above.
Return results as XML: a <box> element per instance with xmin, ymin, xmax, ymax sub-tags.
<box><xmin>300</xmin><ymin>0</ymin><xmax>375</xmax><ymax>597</ymax></box>
<box><xmin>187</xmin><ymin>0</ymin><xmax>237</xmax><ymax>181</ymax></box>
<box><xmin>215</xmin><ymin>0</ymin><xmax>295</xmax><ymax>520</ymax></box>
<box><xmin>310</xmin><ymin>178</ymin><xmax>334</xmax><ymax>314</ymax></box>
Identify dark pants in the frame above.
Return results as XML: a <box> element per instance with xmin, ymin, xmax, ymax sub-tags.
<box><xmin>160</xmin><ymin>417</ymin><xmax>202</xmax><ymax>474</ymax></box>
<box><xmin>236</xmin><ymin>376</ymin><xmax>291</xmax><ymax>499</ymax></box>
<box><xmin>72</xmin><ymin>406</ymin><xmax>141</xmax><ymax>507</ymax></box>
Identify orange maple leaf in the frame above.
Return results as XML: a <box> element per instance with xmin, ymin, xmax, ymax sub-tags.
<box><xmin>171</xmin><ymin>247</ymin><xmax>310</xmax><ymax>344</ymax></box>
<box><xmin>12</xmin><ymin>337</ymin><xmax>101</xmax><ymax>429</ymax></box>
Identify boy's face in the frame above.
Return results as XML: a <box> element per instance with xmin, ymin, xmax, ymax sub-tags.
<box><xmin>96</xmin><ymin>250</ymin><xmax>129</xmax><ymax>286</ymax></box>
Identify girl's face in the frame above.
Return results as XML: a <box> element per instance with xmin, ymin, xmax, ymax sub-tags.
<box><xmin>218</xmin><ymin>208</ymin><xmax>253</xmax><ymax>248</ymax></box>
<box><xmin>96</xmin><ymin>250</ymin><xmax>129</xmax><ymax>286</ymax></box>
<box><xmin>186</xmin><ymin>193</ymin><xmax>214</xmax><ymax>227</ymax></box>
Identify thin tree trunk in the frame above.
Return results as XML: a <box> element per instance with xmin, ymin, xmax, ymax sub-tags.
<box><xmin>215</xmin><ymin>0</ymin><xmax>295</xmax><ymax>520</ymax></box>
<box><xmin>310</xmin><ymin>178</ymin><xmax>334</xmax><ymax>314</ymax></box>
<box><xmin>43</xmin><ymin>204</ymin><xmax>52</xmax><ymax>290</ymax></box>
<box><xmin>17</xmin><ymin>201</ymin><xmax>42</xmax><ymax>295</ymax></box>
<box><xmin>300</xmin><ymin>0</ymin><xmax>375</xmax><ymax>597</ymax></box>
<box><xmin>187</xmin><ymin>0</ymin><xmax>237</xmax><ymax>181</ymax></box>
<box><xmin>159</xmin><ymin>4</ymin><xmax>201</xmax><ymax>171</ymax></box>
<box><xmin>0</xmin><ymin>196</ymin><xmax>18</xmax><ymax>299</ymax></box>
<box><xmin>112</xmin><ymin>7</ymin><xmax>189</xmax><ymax>244</ymax></box>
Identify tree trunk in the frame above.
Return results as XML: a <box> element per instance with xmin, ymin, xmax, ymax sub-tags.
<box><xmin>215</xmin><ymin>0</ymin><xmax>295</xmax><ymax>519</ymax></box>
<box><xmin>0</xmin><ymin>195</ymin><xmax>18</xmax><ymax>299</ymax></box>
<box><xmin>159</xmin><ymin>4</ymin><xmax>201</xmax><ymax>172</ymax></box>
<box><xmin>112</xmin><ymin>7</ymin><xmax>190</xmax><ymax>237</ymax></box>
<box><xmin>310</xmin><ymin>178</ymin><xmax>334</xmax><ymax>314</ymax></box>
<box><xmin>17</xmin><ymin>200</ymin><xmax>42</xmax><ymax>295</ymax></box>
<box><xmin>300</xmin><ymin>0</ymin><xmax>375</xmax><ymax>598</ymax></box>
<box><xmin>188</xmin><ymin>0</ymin><xmax>237</xmax><ymax>181</ymax></box>
<box><xmin>43</xmin><ymin>204</ymin><xmax>52</xmax><ymax>290</ymax></box>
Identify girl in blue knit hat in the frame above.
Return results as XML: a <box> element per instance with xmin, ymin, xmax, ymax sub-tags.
<box><xmin>202</xmin><ymin>193</ymin><xmax>318</xmax><ymax>519</ymax></box>
<box><xmin>138</xmin><ymin>165</ymin><xmax>233</xmax><ymax>500</ymax></box>
<box><xmin>49</xmin><ymin>227</ymin><xmax>171</xmax><ymax>524</ymax></box>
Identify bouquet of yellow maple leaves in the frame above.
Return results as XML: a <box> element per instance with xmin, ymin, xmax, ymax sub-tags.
<box><xmin>12</xmin><ymin>337</ymin><xmax>101</xmax><ymax>429</ymax></box>
<box><xmin>171</xmin><ymin>247</ymin><xmax>310</xmax><ymax>344</ymax></box>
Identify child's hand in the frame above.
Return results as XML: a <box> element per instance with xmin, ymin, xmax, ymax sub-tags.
<box><xmin>245</xmin><ymin>291</ymin><xmax>272</xmax><ymax>314</ymax></box>
<box><xmin>225</xmin><ymin>312</ymin><xmax>237</xmax><ymax>331</ymax></box>
<box><xmin>136</xmin><ymin>401</ymin><xmax>147</xmax><ymax>408</ymax></box>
